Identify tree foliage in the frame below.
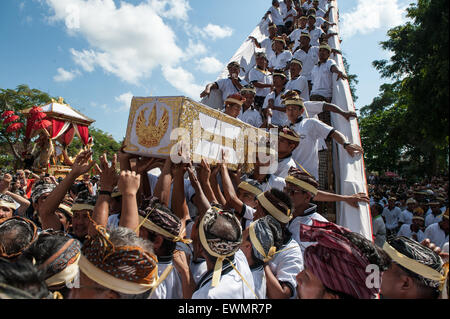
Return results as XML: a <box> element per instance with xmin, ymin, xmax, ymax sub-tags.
<box><xmin>67</xmin><ymin>127</ymin><xmax>121</xmax><ymax>161</ymax></box>
<box><xmin>359</xmin><ymin>0</ymin><xmax>449</xmax><ymax>177</ymax></box>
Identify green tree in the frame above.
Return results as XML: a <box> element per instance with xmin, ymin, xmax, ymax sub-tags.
<box><xmin>67</xmin><ymin>127</ymin><xmax>121</xmax><ymax>160</ymax></box>
<box><xmin>359</xmin><ymin>0</ymin><xmax>449</xmax><ymax>177</ymax></box>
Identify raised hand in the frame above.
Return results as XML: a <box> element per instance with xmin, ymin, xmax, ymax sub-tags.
<box><xmin>71</xmin><ymin>150</ymin><xmax>95</xmax><ymax>177</ymax></box>
<box><xmin>118</xmin><ymin>170</ymin><xmax>141</xmax><ymax>196</ymax></box>
<box><xmin>95</xmin><ymin>153</ymin><xmax>118</xmax><ymax>192</ymax></box>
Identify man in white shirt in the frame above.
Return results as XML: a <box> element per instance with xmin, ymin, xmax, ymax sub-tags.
<box><xmin>249</xmin><ymin>23</ymin><xmax>277</xmax><ymax>63</ymax></box>
<box><xmin>310</xmin><ymin>43</ymin><xmax>347</xmax><ymax>102</ymax></box>
<box><xmin>268</xmin><ymin>37</ymin><xmax>293</xmax><ymax>73</ymax></box>
<box><xmin>286</xmin><ymin>58</ymin><xmax>310</xmax><ymax>101</ymax></box>
<box><xmin>311</xmin><ymin>0</ymin><xmax>327</xmax><ymax>17</ymax></box>
<box><xmin>289</xmin><ymin>16</ymin><xmax>308</xmax><ymax>51</ymax></box>
<box><xmin>192</xmin><ymin>207</ymin><xmax>256</xmax><ymax>299</ymax></box>
<box><xmin>293</xmin><ymin>32</ymin><xmax>319</xmax><ymax>85</ymax></box>
<box><xmin>425</xmin><ymin>201</ymin><xmax>444</xmax><ymax>227</ymax></box>
<box><xmin>274</xmin><ymin>126</ymin><xmax>299</xmax><ymax>178</ymax></box>
<box><xmin>240</xmin><ymin>215</ymin><xmax>283</xmax><ymax>299</ymax></box>
<box><xmin>423</xmin><ymin>209</ymin><xmax>448</xmax><ymax>249</ymax></box>
<box><xmin>284</xmin><ymin>96</ymin><xmax>363</xmax><ymax>180</ymax></box>
<box><xmin>284</xmin><ymin>169</ymin><xmax>328</xmax><ymax>254</ymax></box>
<box><xmin>223</xmin><ymin>93</ymin><xmax>246</xmax><ymax>119</ymax></box>
<box><xmin>382</xmin><ymin>197</ymin><xmax>403</xmax><ymax>238</ymax></box>
<box><xmin>371</xmin><ymin>203</ymin><xmax>387</xmax><ymax>248</ymax></box>
<box><xmin>265</xmin><ymin>0</ymin><xmax>285</xmax><ymax>35</ymax></box>
<box><xmin>397</xmin><ymin>215</ymin><xmax>426</xmax><ymax>243</ymax></box>
<box><xmin>280</xmin><ymin>0</ymin><xmax>297</xmax><ymax>34</ymax></box>
<box><xmin>248</xmin><ymin>52</ymin><xmax>273</xmax><ymax>109</ymax></box>
<box><xmin>302</xmin><ymin>0</ymin><xmax>313</xmax><ymax>12</ymax></box>
<box><xmin>306</xmin><ymin>14</ymin><xmax>324</xmax><ymax>46</ymax></box>
<box><xmin>252</xmin><ymin>188</ymin><xmax>303</xmax><ymax>299</ymax></box>
<box><xmin>262</xmin><ymin>71</ymin><xmax>289</xmax><ymax>126</ymax></box>
<box><xmin>399</xmin><ymin>198</ymin><xmax>417</xmax><ymax>227</ymax></box>
<box><xmin>238</xmin><ymin>86</ymin><xmax>263</xmax><ymax>128</ymax></box>
<box><xmin>200</xmin><ymin>61</ymin><xmax>246</xmax><ymax>103</ymax></box>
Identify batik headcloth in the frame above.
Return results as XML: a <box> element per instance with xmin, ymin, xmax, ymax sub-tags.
<box><xmin>301</xmin><ymin>220</ymin><xmax>380</xmax><ymax>299</ymax></box>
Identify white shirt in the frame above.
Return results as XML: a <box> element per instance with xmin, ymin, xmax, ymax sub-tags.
<box><xmin>311</xmin><ymin>59</ymin><xmax>338</xmax><ymax>98</ymax></box>
<box><xmin>372</xmin><ymin>215</ymin><xmax>386</xmax><ymax>248</ymax></box>
<box><xmin>313</xmin><ymin>7</ymin><xmax>326</xmax><ymax>18</ymax></box>
<box><xmin>192</xmin><ymin>250</ymin><xmax>256</xmax><ymax>299</ymax></box>
<box><xmin>399</xmin><ymin>209</ymin><xmax>414</xmax><ymax>225</ymax></box>
<box><xmin>263</xmin><ymin>89</ymin><xmax>289</xmax><ymax>126</ymax></box>
<box><xmin>306</xmin><ymin>26</ymin><xmax>324</xmax><ymax>46</ymax></box>
<box><xmin>248</xmin><ymin>67</ymin><xmax>273</xmax><ymax>97</ymax></box>
<box><xmin>424</xmin><ymin>223</ymin><xmax>448</xmax><ymax>249</ymax></box>
<box><xmin>290</xmin><ymin>117</ymin><xmax>334</xmax><ymax>180</ymax></box>
<box><xmin>315</xmin><ymin>16</ymin><xmax>327</xmax><ymax>28</ymax></box>
<box><xmin>293</xmin><ymin>46</ymin><xmax>320</xmax><ymax>81</ymax></box>
<box><xmin>251</xmin><ymin>265</ymin><xmax>267</xmax><ymax>299</ymax></box>
<box><xmin>281</xmin><ymin>5</ymin><xmax>297</xmax><ymax>23</ymax></box>
<box><xmin>268</xmin><ymin>6</ymin><xmax>284</xmax><ymax>26</ymax></box>
<box><xmin>259</xmin><ymin>174</ymin><xmax>286</xmax><ymax>192</ymax></box>
<box><xmin>302</xmin><ymin>1</ymin><xmax>313</xmax><ymax>11</ymax></box>
<box><xmin>260</xmin><ymin>38</ymin><xmax>276</xmax><ymax>62</ymax></box>
<box><xmin>425</xmin><ymin>213</ymin><xmax>443</xmax><ymax>227</ymax></box>
<box><xmin>268</xmin><ymin>238</ymin><xmax>303</xmax><ymax>299</ymax></box>
<box><xmin>382</xmin><ymin>206</ymin><xmax>402</xmax><ymax>230</ymax></box>
<box><xmin>286</xmin><ymin>75</ymin><xmax>310</xmax><ymax>101</ymax></box>
<box><xmin>149</xmin><ymin>259</ymin><xmax>183</xmax><ymax>299</ymax></box>
<box><xmin>397</xmin><ymin>224</ymin><xmax>425</xmax><ymax>243</ymax></box>
<box><xmin>216</xmin><ymin>77</ymin><xmax>247</xmax><ymax>103</ymax></box>
<box><xmin>269</xmin><ymin>50</ymin><xmax>293</xmax><ymax>71</ymax></box>
<box><xmin>287</xmin><ymin>206</ymin><xmax>328</xmax><ymax>254</ymax></box>
<box><xmin>275</xmin><ymin>156</ymin><xmax>297</xmax><ymax>179</ymax></box>
<box><xmin>289</xmin><ymin>27</ymin><xmax>307</xmax><ymax>52</ymax></box>
<box><xmin>238</xmin><ymin>107</ymin><xmax>263</xmax><ymax>128</ymax></box>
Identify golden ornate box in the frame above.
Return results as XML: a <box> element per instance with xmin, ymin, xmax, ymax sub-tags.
<box><xmin>123</xmin><ymin>96</ymin><xmax>269</xmax><ymax>171</ymax></box>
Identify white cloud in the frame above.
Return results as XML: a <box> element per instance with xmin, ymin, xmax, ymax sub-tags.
<box><xmin>196</xmin><ymin>57</ymin><xmax>224</xmax><ymax>74</ymax></box>
<box><xmin>161</xmin><ymin>66</ymin><xmax>204</xmax><ymax>99</ymax></box>
<box><xmin>53</xmin><ymin>67</ymin><xmax>80</xmax><ymax>82</ymax></box>
<box><xmin>203</xmin><ymin>24</ymin><xmax>233</xmax><ymax>40</ymax></box>
<box><xmin>183</xmin><ymin>39</ymin><xmax>208</xmax><ymax>60</ymax></box>
<box><xmin>340</xmin><ymin>0</ymin><xmax>409</xmax><ymax>39</ymax></box>
<box><xmin>19</xmin><ymin>2</ymin><xmax>25</xmax><ymax>11</ymax></box>
<box><xmin>115</xmin><ymin>92</ymin><xmax>134</xmax><ymax>111</ymax></box>
<box><xmin>44</xmin><ymin>0</ymin><xmax>184</xmax><ymax>85</ymax></box>
<box><xmin>150</xmin><ymin>0</ymin><xmax>191</xmax><ymax>21</ymax></box>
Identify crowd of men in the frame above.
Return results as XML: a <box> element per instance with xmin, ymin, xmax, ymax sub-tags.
<box><xmin>0</xmin><ymin>0</ymin><xmax>448</xmax><ymax>300</ymax></box>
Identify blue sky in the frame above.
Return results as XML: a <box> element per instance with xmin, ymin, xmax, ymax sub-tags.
<box><xmin>0</xmin><ymin>0</ymin><xmax>412</xmax><ymax>141</ymax></box>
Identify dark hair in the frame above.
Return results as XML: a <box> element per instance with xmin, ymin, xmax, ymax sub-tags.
<box><xmin>0</xmin><ymin>219</ymin><xmax>35</xmax><ymax>256</ymax></box>
<box><xmin>270</xmin><ymin>188</ymin><xmax>292</xmax><ymax>211</ymax></box>
<box><xmin>389</xmin><ymin>236</ymin><xmax>444</xmax><ymax>299</ymax></box>
<box><xmin>341</xmin><ymin>232</ymin><xmax>390</xmax><ymax>272</ymax></box>
<box><xmin>372</xmin><ymin>203</ymin><xmax>384</xmax><ymax>215</ymax></box>
<box><xmin>23</xmin><ymin>232</ymin><xmax>70</xmax><ymax>267</ymax></box>
<box><xmin>0</xmin><ymin>256</ymin><xmax>49</xmax><ymax>299</ymax></box>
